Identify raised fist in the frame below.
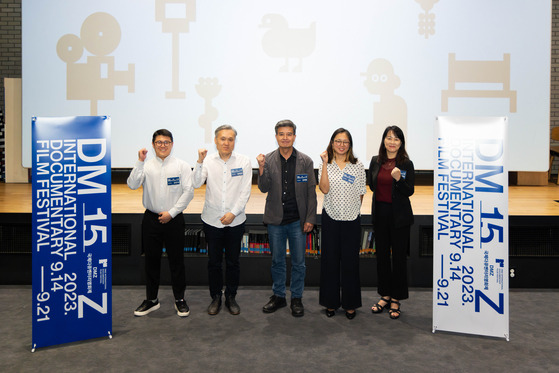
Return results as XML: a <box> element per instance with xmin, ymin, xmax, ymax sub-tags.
<box><xmin>198</xmin><ymin>148</ymin><xmax>208</xmax><ymax>163</ymax></box>
<box><xmin>391</xmin><ymin>167</ymin><xmax>401</xmax><ymax>181</ymax></box>
<box><xmin>138</xmin><ymin>148</ymin><xmax>148</xmax><ymax>162</ymax></box>
<box><xmin>256</xmin><ymin>154</ymin><xmax>266</xmax><ymax>168</ymax></box>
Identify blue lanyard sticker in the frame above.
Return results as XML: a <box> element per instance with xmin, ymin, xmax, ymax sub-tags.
<box><xmin>231</xmin><ymin>168</ymin><xmax>243</xmax><ymax>177</ymax></box>
<box><xmin>167</xmin><ymin>176</ymin><xmax>180</xmax><ymax>185</ymax></box>
<box><xmin>400</xmin><ymin>170</ymin><xmax>407</xmax><ymax>179</ymax></box>
<box><xmin>342</xmin><ymin>173</ymin><xmax>356</xmax><ymax>184</ymax></box>
<box><xmin>296</xmin><ymin>174</ymin><xmax>308</xmax><ymax>182</ymax></box>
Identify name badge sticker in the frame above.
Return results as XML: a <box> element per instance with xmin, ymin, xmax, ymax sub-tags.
<box><xmin>167</xmin><ymin>177</ymin><xmax>180</xmax><ymax>185</ymax></box>
<box><xmin>342</xmin><ymin>173</ymin><xmax>356</xmax><ymax>184</ymax></box>
<box><xmin>231</xmin><ymin>168</ymin><xmax>243</xmax><ymax>177</ymax></box>
<box><xmin>296</xmin><ymin>174</ymin><xmax>308</xmax><ymax>182</ymax></box>
<box><xmin>401</xmin><ymin>170</ymin><xmax>407</xmax><ymax>179</ymax></box>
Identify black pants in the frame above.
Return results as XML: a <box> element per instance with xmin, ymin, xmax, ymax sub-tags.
<box><xmin>203</xmin><ymin>222</ymin><xmax>245</xmax><ymax>298</ymax></box>
<box><xmin>319</xmin><ymin>210</ymin><xmax>362</xmax><ymax>310</ymax></box>
<box><xmin>142</xmin><ymin>210</ymin><xmax>186</xmax><ymax>300</ymax></box>
<box><xmin>374</xmin><ymin>201</ymin><xmax>410</xmax><ymax>300</ymax></box>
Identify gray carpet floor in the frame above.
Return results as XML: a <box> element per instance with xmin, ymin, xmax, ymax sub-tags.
<box><xmin>1</xmin><ymin>286</ymin><xmax>558</xmax><ymax>373</ymax></box>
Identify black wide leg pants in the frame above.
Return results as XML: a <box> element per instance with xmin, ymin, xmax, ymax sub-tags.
<box><xmin>319</xmin><ymin>210</ymin><xmax>362</xmax><ymax>310</ymax></box>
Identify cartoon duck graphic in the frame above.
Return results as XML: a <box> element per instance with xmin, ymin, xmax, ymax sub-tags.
<box><xmin>260</xmin><ymin>14</ymin><xmax>316</xmax><ymax>72</ymax></box>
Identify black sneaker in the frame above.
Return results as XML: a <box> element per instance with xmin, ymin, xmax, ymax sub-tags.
<box><xmin>175</xmin><ymin>299</ymin><xmax>190</xmax><ymax>317</ymax></box>
<box><xmin>134</xmin><ymin>299</ymin><xmax>160</xmax><ymax>316</ymax></box>
<box><xmin>262</xmin><ymin>295</ymin><xmax>287</xmax><ymax>313</ymax></box>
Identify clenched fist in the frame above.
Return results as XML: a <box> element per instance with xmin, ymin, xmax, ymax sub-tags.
<box><xmin>256</xmin><ymin>154</ymin><xmax>266</xmax><ymax>168</ymax></box>
<box><xmin>391</xmin><ymin>167</ymin><xmax>401</xmax><ymax>181</ymax></box>
<box><xmin>138</xmin><ymin>148</ymin><xmax>148</xmax><ymax>162</ymax></box>
<box><xmin>198</xmin><ymin>148</ymin><xmax>208</xmax><ymax>163</ymax></box>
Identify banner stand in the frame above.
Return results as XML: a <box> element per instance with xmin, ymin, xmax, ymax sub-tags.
<box><xmin>31</xmin><ymin>116</ymin><xmax>112</xmax><ymax>350</ymax></box>
<box><xmin>432</xmin><ymin>116</ymin><xmax>509</xmax><ymax>341</ymax></box>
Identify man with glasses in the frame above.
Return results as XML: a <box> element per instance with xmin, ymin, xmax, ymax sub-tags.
<box><xmin>127</xmin><ymin>129</ymin><xmax>194</xmax><ymax>317</ymax></box>
<box><xmin>257</xmin><ymin>120</ymin><xmax>317</xmax><ymax>317</ymax></box>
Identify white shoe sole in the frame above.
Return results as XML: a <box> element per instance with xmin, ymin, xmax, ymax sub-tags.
<box><xmin>134</xmin><ymin>302</ymin><xmax>160</xmax><ymax>316</ymax></box>
<box><xmin>175</xmin><ymin>303</ymin><xmax>190</xmax><ymax>317</ymax></box>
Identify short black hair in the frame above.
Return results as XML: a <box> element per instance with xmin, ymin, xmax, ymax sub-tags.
<box><xmin>274</xmin><ymin>119</ymin><xmax>296</xmax><ymax>135</ymax></box>
<box><xmin>152</xmin><ymin>129</ymin><xmax>173</xmax><ymax>143</ymax></box>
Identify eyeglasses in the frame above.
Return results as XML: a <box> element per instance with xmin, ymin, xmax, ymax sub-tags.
<box><xmin>333</xmin><ymin>140</ymin><xmax>350</xmax><ymax>145</ymax></box>
<box><xmin>154</xmin><ymin>140</ymin><xmax>172</xmax><ymax>146</ymax></box>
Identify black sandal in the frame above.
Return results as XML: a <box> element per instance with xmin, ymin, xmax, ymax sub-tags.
<box><xmin>389</xmin><ymin>300</ymin><xmax>401</xmax><ymax>319</ymax></box>
<box><xmin>371</xmin><ymin>297</ymin><xmax>391</xmax><ymax>314</ymax></box>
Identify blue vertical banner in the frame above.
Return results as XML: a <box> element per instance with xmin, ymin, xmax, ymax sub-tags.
<box><xmin>433</xmin><ymin>116</ymin><xmax>509</xmax><ymax>340</ymax></box>
<box><xmin>32</xmin><ymin>116</ymin><xmax>112</xmax><ymax>350</ymax></box>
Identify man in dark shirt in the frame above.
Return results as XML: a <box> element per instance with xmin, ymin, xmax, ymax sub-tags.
<box><xmin>256</xmin><ymin>120</ymin><xmax>317</xmax><ymax>317</ymax></box>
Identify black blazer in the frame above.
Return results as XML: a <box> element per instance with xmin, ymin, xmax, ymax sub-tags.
<box><xmin>368</xmin><ymin>156</ymin><xmax>415</xmax><ymax>228</ymax></box>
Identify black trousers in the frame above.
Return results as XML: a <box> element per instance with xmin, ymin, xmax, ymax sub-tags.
<box><xmin>142</xmin><ymin>210</ymin><xmax>186</xmax><ymax>300</ymax></box>
<box><xmin>203</xmin><ymin>222</ymin><xmax>245</xmax><ymax>298</ymax></box>
<box><xmin>319</xmin><ymin>210</ymin><xmax>362</xmax><ymax>310</ymax></box>
<box><xmin>374</xmin><ymin>201</ymin><xmax>410</xmax><ymax>300</ymax></box>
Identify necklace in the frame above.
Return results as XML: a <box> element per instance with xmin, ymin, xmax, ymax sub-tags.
<box><xmin>382</xmin><ymin>158</ymin><xmax>395</xmax><ymax>170</ymax></box>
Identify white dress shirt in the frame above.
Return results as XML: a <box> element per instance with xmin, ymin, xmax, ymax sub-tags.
<box><xmin>318</xmin><ymin>160</ymin><xmax>366</xmax><ymax>221</ymax></box>
<box><xmin>192</xmin><ymin>152</ymin><xmax>252</xmax><ymax>228</ymax></box>
<box><xmin>127</xmin><ymin>155</ymin><xmax>194</xmax><ymax>218</ymax></box>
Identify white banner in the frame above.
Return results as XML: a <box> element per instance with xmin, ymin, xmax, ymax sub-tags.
<box><xmin>433</xmin><ymin>116</ymin><xmax>509</xmax><ymax>340</ymax></box>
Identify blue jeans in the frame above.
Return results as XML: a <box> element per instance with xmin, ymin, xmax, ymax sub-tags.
<box><xmin>267</xmin><ymin>220</ymin><xmax>306</xmax><ymax>299</ymax></box>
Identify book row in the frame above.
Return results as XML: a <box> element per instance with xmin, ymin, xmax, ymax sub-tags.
<box><xmin>165</xmin><ymin>227</ymin><xmax>376</xmax><ymax>257</ymax></box>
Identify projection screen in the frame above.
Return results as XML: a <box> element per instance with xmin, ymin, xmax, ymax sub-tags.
<box><xmin>22</xmin><ymin>0</ymin><xmax>551</xmax><ymax>170</ymax></box>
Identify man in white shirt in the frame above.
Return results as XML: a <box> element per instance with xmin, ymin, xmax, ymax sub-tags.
<box><xmin>127</xmin><ymin>129</ymin><xmax>194</xmax><ymax>317</ymax></box>
<box><xmin>192</xmin><ymin>125</ymin><xmax>252</xmax><ymax>315</ymax></box>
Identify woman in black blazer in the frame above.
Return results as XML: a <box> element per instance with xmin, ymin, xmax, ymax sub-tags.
<box><xmin>368</xmin><ymin>126</ymin><xmax>414</xmax><ymax>319</ymax></box>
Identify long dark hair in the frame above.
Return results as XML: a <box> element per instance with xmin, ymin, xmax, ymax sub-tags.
<box><xmin>326</xmin><ymin>128</ymin><xmax>358</xmax><ymax>164</ymax></box>
<box><xmin>378</xmin><ymin>125</ymin><xmax>409</xmax><ymax>165</ymax></box>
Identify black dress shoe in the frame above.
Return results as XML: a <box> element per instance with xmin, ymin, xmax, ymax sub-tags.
<box><xmin>225</xmin><ymin>295</ymin><xmax>240</xmax><ymax>315</ymax></box>
<box><xmin>207</xmin><ymin>295</ymin><xmax>222</xmax><ymax>315</ymax></box>
<box><xmin>325</xmin><ymin>309</ymin><xmax>336</xmax><ymax>317</ymax></box>
<box><xmin>290</xmin><ymin>298</ymin><xmax>304</xmax><ymax>317</ymax></box>
<box><xmin>262</xmin><ymin>295</ymin><xmax>287</xmax><ymax>313</ymax></box>
<box><xmin>345</xmin><ymin>310</ymin><xmax>356</xmax><ymax>320</ymax></box>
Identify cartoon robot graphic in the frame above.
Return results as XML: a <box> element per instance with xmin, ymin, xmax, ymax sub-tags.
<box><xmin>260</xmin><ymin>14</ymin><xmax>316</xmax><ymax>72</ymax></box>
<box><xmin>362</xmin><ymin>58</ymin><xmax>408</xmax><ymax>161</ymax></box>
<box><xmin>155</xmin><ymin>0</ymin><xmax>196</xmax><ymax>99</ymax></box>
<box><xmin>56</xmin><ymin>12</ymin><xmax>135</xmax><ymax>115</ymax></box>
<box><xmin>195</xmin><ymin>77</ymin><xmax>221</xmax><ymax>143</ymax></box>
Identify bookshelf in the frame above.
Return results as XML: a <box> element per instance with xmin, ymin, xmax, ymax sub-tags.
<box><xmin>182</xmin><ymin>218</ymin><xmax>375</xmax><ymax>258</ymax></box>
